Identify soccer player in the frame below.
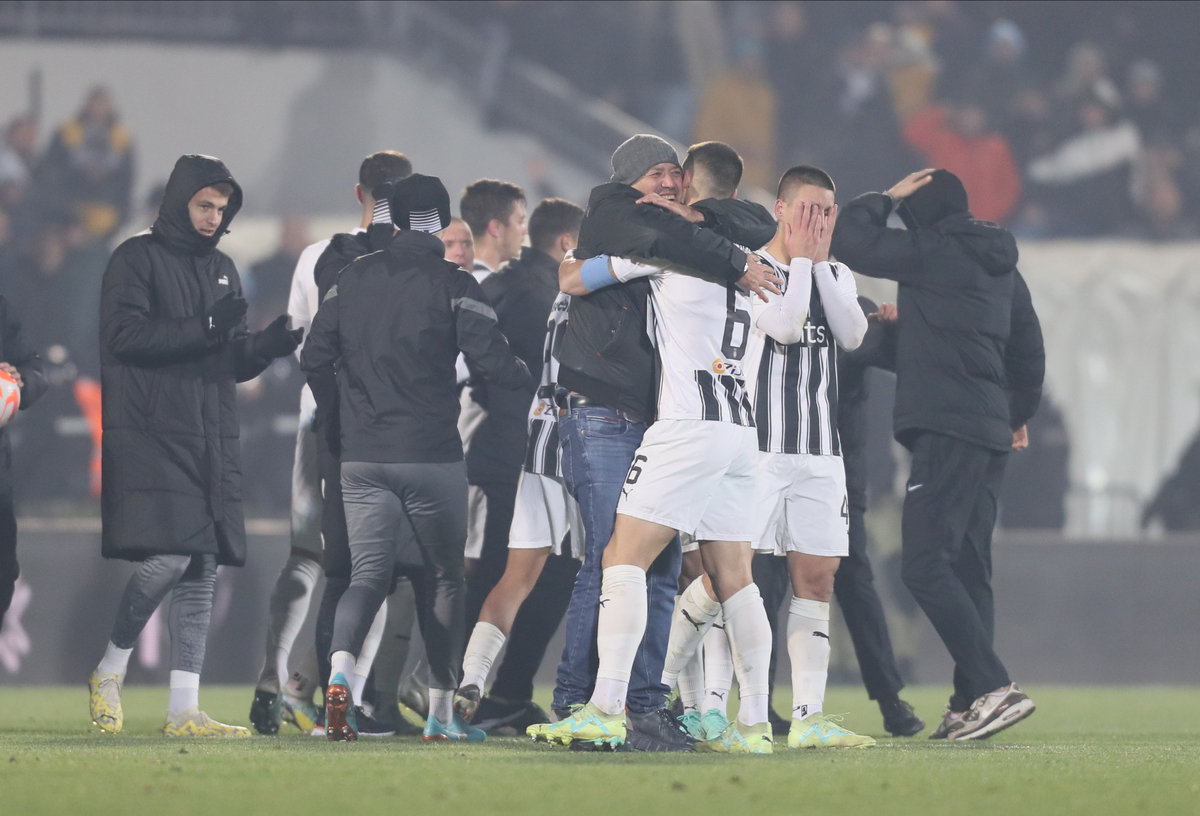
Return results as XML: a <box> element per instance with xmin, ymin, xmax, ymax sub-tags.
<box><xmin>249</xmin><ymin>151</ymin><xmax>415</xmax><ymax>736</ymax></box>
<box><xmin>302</xmin><ymin>174</ymin><xmax>530</xmax><ymax>742</ymax></box>
<box><xmin>742</xmin><ymin>166</ymin><xmax>875</xmax><ymax>748</ymax></box>
<box><xmin>90</xmin><ymin>154</ymin><xmax>301</xmax><ymax>736</ymax></box>
<box><xmin>544</xmin><ymin>148</ymin><xmax>779</xmax><ymax>755</ymax></box>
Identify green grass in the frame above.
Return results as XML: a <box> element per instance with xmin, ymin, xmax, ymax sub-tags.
<box><xmin>1</xmin><ymin>685</ymin><xmax>1198</xmax><ymax>815</ymax></box>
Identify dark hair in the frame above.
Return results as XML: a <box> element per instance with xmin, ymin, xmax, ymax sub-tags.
<box><xmin>683</xmin><ymin>141</ymin><xmax>743</xmax><ymax>200</ymax></box>
<box><xmin>460</xmin><ymin>179</ymin><xmax>526</xmax><ymax>238</ymax></box>
<box><xmin>209</xmin><ymin>181</ymin><xmax>235</xmax><ymax>197</ymax></box>
<box><xmin>777</xmin><ymin>165</ymin><xmax>836</xmax><ymax>202</ymax></box>
<box><xmin>359</xmin><ymin>151</ymin><xmax>413</xmax><ymax>190</ymax></box>
<box><xmin>529</xmin><ymin>198</ymin><xmax>584</xmax><ymax>253</ymax></box>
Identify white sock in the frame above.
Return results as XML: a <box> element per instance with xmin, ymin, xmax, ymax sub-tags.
<box><xmin>97</xmin><ymin>642</ymin><xmax>132</xmax><ymax>676</ymax></box>
<box><xmin>660</xmin><ymin>576</ymin><xmax>721</xmax><ymax>687</ymax></box>
<box><xmin>261</xmin><ymin>555</ymin><xmax>321</xmax><ymax>690</ymax></box>
<box><xmin>329</xmin><ymin>650</ymin><xmax>357</xmax><ymax>688</ymax></box>
<box><xmin>787</xmin><ymin>596</ymin><xmax>831</xmax><ymax>720</ymax></box>
<box><xmin>703</xmin><ymin>610</ymin><xmax>734</xmax><ymax>713</ymax></box>
<box><xmin>350</xmin><ymin>599</ymin><xmax>387</xmax><ymax>701</ymax></box>
<box><xmin>590</xmin><ymin>565</ymin><xmax>648</xmax><ymax>716</ymax></box>
<box><xmin>168</xmin><ymin>670</ymin><xmax>200</xmax><ymax>715</ymax></box>
<box><xmin>284</xmin><ymin>647</ymin><xmax>320</xmax><ymax>701</ymax></box>
<box><xmin>721</xmin><ymin>584</ymin><xmax>772</xmax><ymax>727</ymax></box>
<box><xmin>429</xmin><ymin>688</ymin><xmax>453</xmax><ymax>724</ymax></box>
<box><xmin>677</xmin><ymin>649</ymin><xmax>705</xmax><ymax>714</ymax></box>
<box><xmin>461</xmin><ymin>622</ymin><xmax>506</xmax><ymax>692</ymax></box>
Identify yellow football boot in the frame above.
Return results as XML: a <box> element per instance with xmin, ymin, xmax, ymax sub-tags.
<box><xmin>527</xmin><ymin>702</ymin><xmax>625</xmax><ymax>749</ymax></box>
<box><xmin>695</xmin><ymin>719</ymin><xmax>773</xmax><ymax>754</ymax></box>
<box><xmin>788</xmin><ymin>712</ymin><xmax>876</xmax><ymax>748</ymax></box>
<box><xmin>163</xmin><ymin>707</ymin><xmax>251</xmax><ymax>737</ymax></box>
<box><xmin>89</xmin><ymin>670</ymin><xmax>123</xmax><ymax>734</ymax></box>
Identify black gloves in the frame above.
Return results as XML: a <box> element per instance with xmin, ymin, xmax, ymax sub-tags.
<box><xmin>205</xmin><ymin>291</ymin><xmax>248</xmax><ymax>337</ymax></box>
<box><xmin>252</xmin><ymin>315</ymin><xmax>304</xmax><ymax>360</ymax></box>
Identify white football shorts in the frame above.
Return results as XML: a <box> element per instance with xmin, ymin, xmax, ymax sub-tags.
<box><xmin>617</xmin><ymin>419</ymin><xmax>759</xmax><ymax>543</ymax></box>
<box><xmin>752</xmin><ymin>451</ymin><xmax>848</xmax><ymax>557</ymax></box>
<box><xmin>508</xmin><ymin>470</ymin><xmax>584</xmax><ymax>559</ymax></box>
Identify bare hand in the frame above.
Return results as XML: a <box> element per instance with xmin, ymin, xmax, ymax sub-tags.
<box><xmin>739</xmin><ymin>255</ymin><xmax>783</xmax><ymax>301</ymax></box>
<box><xmin>868</xmin><ymin>302</ymin><xmax>898</xmax><ymax>323</ymax></box>
<box><xmin>1012</xmin><ymin>425</ymin><xmax>1029</xmax><ymax>451</ymax></box>
<box><xmin>783</xmin><ymin>201</ymin><xmax>822</xmax><ymax>261</ymax></box>
<box><xmin>887</xmin><ymin>169</ymin><xmax>936</xmax><ymax>201</ymax></box>
<box><xmin>0</xmin><ymin>362</ymin><xmax>23</xmax><ymax>388</ymax></box>
<box><xmin>637</xmin><ymin>193</ymin><xmax>704</xmax><ymax>223</ymax></box>
<box><xmin>813</xmin><ymin>204</ymin><xmax>838</xmax><ymax>264</ymax></box>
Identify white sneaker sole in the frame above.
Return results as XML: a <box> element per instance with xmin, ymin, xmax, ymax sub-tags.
<box><xmin>952</xmin><ymin>698</ymin><xmax>1035</xmax><ymax>741</ymax></box>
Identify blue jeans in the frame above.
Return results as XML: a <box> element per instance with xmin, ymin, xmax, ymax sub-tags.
<box><xmin>552</xmin><ymin>406</ymin><xmax>681</xmax><ymax>714</ymax></box>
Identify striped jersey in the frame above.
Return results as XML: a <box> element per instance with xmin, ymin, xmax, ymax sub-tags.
<box><xmin>747</xmin><ymin>252</ymin><xmax>846</xmax><ymax>456</ymax></box>
<box><xmin>523</xmin><ymin>292</ymin><xmax>571</xmax><ymax>476</ymax></box>
<box><xmin>610</xmin><ymin>257</ymin><xmax>755</xmax><ymax>426</ymax></box>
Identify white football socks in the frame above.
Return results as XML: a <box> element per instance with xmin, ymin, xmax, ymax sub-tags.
<box><xmin>461</xmin><ymin>621</ymin><xmax>506</xmax><ymax>692</ymax></box>
<box><xmin>787</xmin><ymin>596</ymin><xmax>831</xmax><ymax>720</ymax></box>
<box><xmin>167</xmin><ymin>670</ymin><xmax>200</xmax><ymax>715</ymax></box>
<box><xmin>703</xmin><ymin>610</ymin><xmax>734</xmax><ymax>714</ymax></box>
<box><xmin>329</xmin><ymin>650</ymin><xmax>357</xmax><ymax>688</ymax></box>
<box><xmin>259</xmin><ymin>554</ymin><xmax>321</xmax><ymax>691</ymax></box>
<box><xmin>721</xmin><ymin>583</ymin><xmax>772</xmax><ymax>727</ymax></box>
<box><xmin>97</xmin><ymin>642</ymin><xmax>132</xmax><ymax>676</ymax></box>
<box><xmin>660</xmin><ymin>576</ymin><xmax>721</xmax><ymax>688</ymax></box>
<box><xmin>428</xmin><ymin>688</ymin><xmax>453</xmax><ymax>724</ymax></box>
<box><xmin>284</xmin><ymin>646</ymin><xmax>320</xmax><ymax>701</ymax></box>
<box><xmin>591</xmin><ymin>565</ymin><xmax>648</xmax><ymax>716</ymax></box>
<box><xmin>351</xmin><ymin>599</ymin><xmax>388</xmax><ymax>702</ymax></box>
<box><xmin>676</xmin><ymin>647</ymin><xmax>705</xmax><ymax>714</ymax></box>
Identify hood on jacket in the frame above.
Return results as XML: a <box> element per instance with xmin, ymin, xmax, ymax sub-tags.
<box><xmin>938</xmin><ymin>214</ymin><xmax>1019</xmax><ymax>275</ymax></box>
<box><xmin>152</xmin><ymin>154</ymin><xmax>243</xmax><ymax>256</ymax></box>
<box><xmin>897</xmin><ymin>169</ymin><xmax>968</xmax><ymax>230</ymax></box>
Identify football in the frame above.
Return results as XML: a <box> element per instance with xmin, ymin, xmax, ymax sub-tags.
<box><xmin>0</xmin><ymin>368</ymin><xmax>21</xmax><ymax>427</ymax></box>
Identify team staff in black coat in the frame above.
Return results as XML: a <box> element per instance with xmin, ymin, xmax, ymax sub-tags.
<box><xmin>89</xmin><ymin>154</ymin><xmax>303</xmax><ymax>736</ymax></box>
<box><xmin>302</xmin><ymin>173</ymin><xmax>530</xmax><ymax>741</ymax></box>
<box><xmin>0</xmin><ymin>296</ymin><xmax>48</xmax><ymax>617</ymax></box>
<box><xmin>830</xmin><ymin>168</ymin><xmax>1042</xmax><ymax>742</ymax></box>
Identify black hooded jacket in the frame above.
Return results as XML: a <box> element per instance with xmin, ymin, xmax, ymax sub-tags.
<box><xmin>99</xmin><ymin>155</ymin><xmax>270</xmax><ymax>565</ymax></box>
<box><xmin>556</xmin><ymin>186</ymin><xmax>772</xmax><ymax>420</ymax></box>
<box><xmin>830</xmin><ymin>192</ymin><xmax>1019</xmax><ymax>452</ymax></box>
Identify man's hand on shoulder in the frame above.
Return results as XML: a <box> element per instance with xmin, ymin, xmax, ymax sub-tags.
<box><xmin>637</xmin><ymin>192</ymin><xmax>705</xmax><ymax>223</ymax></box>
<box><xmin>740</xmin><ymin>255</ymin><xmax>782</xmax><ymax>302</ymax></box>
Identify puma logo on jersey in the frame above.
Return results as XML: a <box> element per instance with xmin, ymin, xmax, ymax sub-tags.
<box><xmin>217</xmin><ymin>276</ymin><xmax>229</xmax><ymax>285</ymax></box>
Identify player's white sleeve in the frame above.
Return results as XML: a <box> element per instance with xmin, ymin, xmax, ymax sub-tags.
<box><xmin>288</xmin><ymin>241</ymin><xmax>325</xmax><ymax>359</ymax></box>
<box><xmin>754</xmin><ymin>258</ymin><xmax>812</xmax><ymax>345</ymax></box>
<box><xmin>815</xmin><ymin>262</ymin><xmax>867</xmax><ymax>351</ymax></box>
<box><xmin>609</xmin><ymin>256</ymin><xmax>663</xmax><ymax>282</ymax></box>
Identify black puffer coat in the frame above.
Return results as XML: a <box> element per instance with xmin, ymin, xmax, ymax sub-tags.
<box><xmin>99</xmin><ymin>155</ymin><xmax>270</xmax><ymax>565</ymax></box>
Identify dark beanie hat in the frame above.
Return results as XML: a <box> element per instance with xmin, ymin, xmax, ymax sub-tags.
<box><xmin>897</xmin><ymin>169</ymin><xmax>970</xmax><ymax>229</ymax></box>
<box><xmin>389</xmin><ymin>173</ymin><xmax>452</xmax><ymax>233</ymax></box>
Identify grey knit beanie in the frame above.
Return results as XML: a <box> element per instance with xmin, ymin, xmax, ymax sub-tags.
<box><xmin>611</xmin><ymin>134</ymin><xmax>680</xmax><ymax>185</ymax></box>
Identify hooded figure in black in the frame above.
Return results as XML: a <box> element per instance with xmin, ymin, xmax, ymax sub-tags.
<box><xmin>830</xmin><ymin>169</ymin><xmax>1041</xmax><ymax>740</ymax></box>
<box><xmin>89</xmin><ymin>155</ymin><xmax>301</xmax><ymax>736</ymax></box>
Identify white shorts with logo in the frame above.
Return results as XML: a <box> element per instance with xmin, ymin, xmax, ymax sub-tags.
<box><xmin>508</xmin><ymin>470</ymin><xmax>585</xmax><ymax>559</ymax></box>
<box><xmin>617</xmin><ymin>419</ymin><xmax>759</xmax><ymax>543</ymax></box>
<box><xmin>752</xmin><ymin>451</ymin><xmax>849</xmax><ymax>557</ymax></box>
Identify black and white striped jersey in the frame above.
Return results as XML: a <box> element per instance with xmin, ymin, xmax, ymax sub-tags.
<box><xmin>523</xmin><ymin>292</ymin><xmax>570</xmax><ymax>476</ymax></box>
<box><xmin>610</xmin><ymin>257</ymin><xmax>755</xmax><ymax>427</ymax></box>
<box><xmin>747</xmin><ymin>252</ymin><xmax>848</xmax><ymax>456</ymax></box>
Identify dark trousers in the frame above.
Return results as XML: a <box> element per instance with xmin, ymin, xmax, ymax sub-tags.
<box><xmin>465</xmin><ymin>480</ymin><xmax>518</xmax><ymax>629</ymax></box>
<box><xmin>0</xmin><ymin>491</ymin><xmax>16</xmax><ymax>617</ymax></box>
<box><xmin>315</xmin><ymin>432</ymin><xmax>351</xmax><ymax>691</ymax></box>
<box><xmin>901</xmin><ymin>432</ymin><xmax>1010</xmax><ymax>711</ymax></box>
<box><xmin>834</xmin><ymin>446</ymin><xmax>905</xmax><ymax>701</ymax></box>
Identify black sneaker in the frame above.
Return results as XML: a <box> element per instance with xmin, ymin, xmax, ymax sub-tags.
<box><xmin>474</xmin><ymin>696</ymin><xmax>551</xmax><ymax>735</ymax></box>
<box><xmin>625</xmin><ymin>708</ymin><xmax>697</xmax><ymax>752</ymax></box>
<box><xmin>768</xmin><ymin>707</ymin><xmax>791</xmax><ymax>736</ymax></box>
<box><xmin>371</xmin><ymin>704</ymin><xmax>424</xmax><ymax>736</ymax></box>
<box><xmin>880</xmin><ymin>697</ymin><xmax>925</xmax><ymax>737</ymax></box>
<box><xmin>353</xmin><ymin>705</ymin><xmax>397</xmax><ymax>737</ymax></box>
<box><xmin>249</xmin><ymin>689</ymin><xmax>281</xmax><ymax>736</ymax></box>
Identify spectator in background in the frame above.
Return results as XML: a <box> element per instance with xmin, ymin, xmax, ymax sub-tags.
<box><xmin>35</xmin><ymin>88</ymin><xmax>133</xmax><ymax>244</ymax></box>
<box><xmin>692</xmin><ymin>37</ymin><xmax>776</xmax><ymax>190</ymax></box>
<box><xmin>903</xmin><ymin>102</ymin><xmax>1021</xmax><ymax>223</ymax></box>
<box><xmin>964</xmin><ymin>20</ymin><xmax>1035</xmax><ymax>135</ymax></box>
<box><xmin>887</xmin><ymin>8</ymin><xmax>940</xmax><ymax>125</ymax></box>
<box><xmin>1027</xmin><ymin>89</ymin><xmax>1141</xmax><ymax>236</ymax></box>
<box><xmin>245</xmin><ymin>217</ymin><xmax>310</xmax><ymax>332</ymax></box>
<box><xmin>765</xmin><ymin>2</ymin><xmax>824</xmax><ymax>170</ymax></box>
<box><xmin>442</xmin><ymin>216</ymin><xmax>475</xmax><ymax>271</ymax></box>
<box><xmin>0</xmin><ymin>117</ymin><xmax>37</xmax><ymax>205</ymax></box>
<box><xmin>1054</xmin><ymin>42</ymin><xmax>1121</xmax><ymax>117</ymax></box>
<box><xmin>1125</xmin><ymin>60</ymin><xmax>1186</xmax><ymax>237</ymax></box>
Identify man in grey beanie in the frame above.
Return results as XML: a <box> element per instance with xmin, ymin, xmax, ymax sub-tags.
<box><xmin>610</xmin><ymin>134</ymin><xmax>683</xmax><ymax>185</ymax></box>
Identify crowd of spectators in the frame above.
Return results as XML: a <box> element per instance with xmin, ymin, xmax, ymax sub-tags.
<box><xmin>454</xmin><ymin>0</ymin><xmax>1200</xmax><ymax>239</ymax></box>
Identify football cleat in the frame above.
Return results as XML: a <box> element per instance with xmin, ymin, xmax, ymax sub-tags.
<box><xmin>89</xmin><ymin>670</ymin><xmax>123</xmax><ymax>734</ymax></box>
<box><xmin>472</xmin><ymin>696</ymin><xmax>550</xmax><ymax>735</ymax></box>
<box><xmin>678</xmin><ymin>711</ymin><xmax>704</xmax><ymax>740</ymax></box>
<box><xmin>324</xmin><ymin>673</ymin><xmax>358</xmax><ymax>741</ymax></box>
<box><xmin>949</xmin><ymin>684</ymin><xmax>1035</xmax><ymax>741</ymax></box>
<box><xmin>788</xmin><ymin>712</ymin><xmax>876</xmax><ymax>748</ymax></box>
<box><xmin>695</xmin><ymin>719</ymin><xmax>773</xmax><ymax>754</ymax></box>
<box><xmin>422</xmin><ymin>713</ymin><xmax>485</xmax><ymax>742</ymax></box>
<box><xmin>354</xmin><ymin>705</ymin><xmax>396</xmax><ymax>737</ymax></box>
<box><xmin>528</xmin><ymin>702</ymin><xmax>625</xmax><ymax>749</ymax></box>
<box><xmin>700</xmin><ymin>707</ymin><xmax>730</xmax><ymax>741</ymax></box>
<box><xmin>163</xmin><ymin>707</ymin><xmax>250</xmax><ymax>737</ymax></box>
<box><xmin>249</xmin><ymin>688</ymin><xmax>282</xmax><ymax>736</ymax></box>
<box><xmin>281</xmin><ymin>693</ymin><xmax>321</xmax><ymax>733</ymax></box>
<box><xmin>453</xmin><ymin>684</ymin><xmax>481</xmax><ymax>724</ymax></box>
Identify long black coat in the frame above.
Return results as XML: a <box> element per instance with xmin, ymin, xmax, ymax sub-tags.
<box><xmin>99</xmin><ymin>155</ymin><xmax>270</xmax><ymax>565</ymax></box>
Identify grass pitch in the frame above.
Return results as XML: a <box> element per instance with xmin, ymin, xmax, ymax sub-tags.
<box><xmin>0</xmin><ymin>685</ymin><xmax>1197</xmax><ymax>815</ymax></box>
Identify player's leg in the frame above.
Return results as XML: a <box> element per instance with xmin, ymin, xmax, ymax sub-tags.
<box><xmin>90</xmin><ymin>553</ymin><xmax>192</xmax><ymax>732</ymax></box>
<box><xmin>369</xmin><ymin>569</ymin><xmax>422</xmax><ymax>733</ymax></box>
<box><xmin>700</xmin><ymin>611</ymin><xmax>734</xmax><ymax>738</ymax></box>
<box><xmin>312</xmin><ymin>428</ymin><xmax>350</xmax><ymax>729</ymax></box>
<box><xmin>672</xmin><ymin>540</ymin><xmax>707</xmax><ymax>735</ymax></box>
<box><xmin>162</xmin><ymin>555</ymin><xmax>248</xmax><ymax>737</ymax></box>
